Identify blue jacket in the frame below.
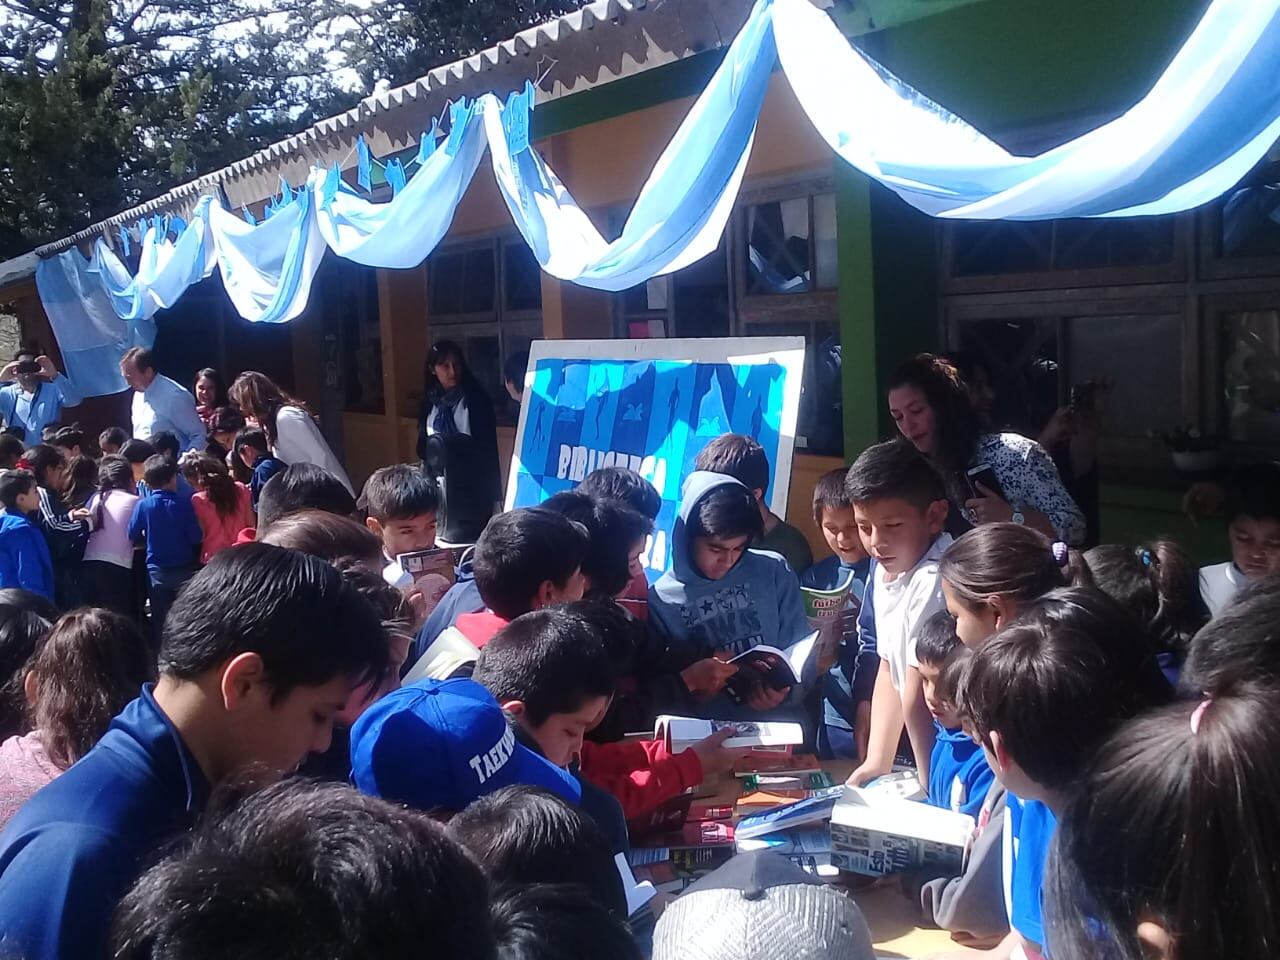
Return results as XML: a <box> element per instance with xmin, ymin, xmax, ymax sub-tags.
<box><xmin>128</xmin><ymin>489</ymin><xmax>202</xmax><ymax>573</ymax></box>
<box><xmin>0</xmin><ymin>376</ymin><xmax>81</xmax><ymax>443</ymax></box>
<box><xmin>801</xmin><ymin>556</ymin><xmax>874</xmax><ymax>732</ymax></box>
<box><xmin>250</xmin><ymin>454</ymin><xmax>286</xmax><ymax>510</ymax></box>
<box><xmin>927</xmin><ymin>723</ymin><xmax>995</xmax><ymax>819</ymax></box>
<box><xmin>0</xmin><ymin>686</ymin><xmax>209</xmax><ymax>960</ymax></box>
<box><xmin>0</xmin><ymin>511</ymin><xmax>54</xmax><ymax>600</ymax></box>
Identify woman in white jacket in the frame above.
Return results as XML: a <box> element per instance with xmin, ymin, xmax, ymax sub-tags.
<box><xmin>228</xmin><ymin>371</ymin><xmax>353</xmax><ymax>495</ymax></box>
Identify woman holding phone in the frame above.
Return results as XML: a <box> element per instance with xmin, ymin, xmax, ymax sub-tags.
<box><xmin>887</xmin><ymin>353</ymin><xmax>1085</xmax><ymax>544</ymax></box>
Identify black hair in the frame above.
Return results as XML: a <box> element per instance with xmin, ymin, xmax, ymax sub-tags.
<box><xmin>579</xmin><ymin>467</ymin><xmax>661</xmax><ymax>521</ymax></box>
<box><xmin>811</xmin><ymin>467</ymin><xmax>852</xmax><ymax>524</ymax></box>
<box><xmin>112</xmin><ymin>779</ymin><xmax>495</xmax><ymax>960</ymax></box>
<box><xmin>210</xmin><ymin>406</ymin><xmax>246</xmax><ymax>437</ymax></box>
<box><xmin>142</xmin><ymin>454</ymin><xmax>177</xmax><ymax>489</ymax></box>
<box><xmin>158</xmin><ymin>543</ymin><xmax>390</xmax><ymax>700</ymax></box>
<box><xmin>940</xmin><ymin>523</ymin><xmax>1091</xmax><ymax>612</ymax></box>
<box><xmin>0</xmin><ymin>433</ymin><xmax>23</xmax><ymax>469</ymax></box>
<box><xmin>471</xmin><ymin>509</ymin><xmax>589</xmax><ymax>621</ymax></box>
<box><xmin>21</xmin><ymin>443</ymin><xmax>63</xmax><ymax>488</ymax></box>
<box><xmin>11</xmin><ymin>347</ymin><xmax>35</xmax><ymax>362</ymax></box>
<box><xmin>30</xmin><ymin>608</ymin><xmax>154</xmax><ymax>769</ymax></box>
<box><xmin>687</xmin><ymin>482</ymin><xmax>763</xmax><ymax>543</ymax></box>
<box><xmin>1224</xmin><ymin>462</ymin><xmax>1280</xmax><ymax>525</ymax></box>
<box><xmin>259</xmin><ymin>510</ymin><xmax>384</xmax><ymax>572</ymax></box>
<box><xmin>339</xmin><ymin>566</ymin><xmax>414</xmax><ymax>634</ymax></box>
<box><xmin>845</xmin><ymin>438</ymin><xmax>946</xmax><ymax>511</ymax></box>
<box><xmin>360</xmin><ymin>464</ymin><xmax>440</xmax><ymax>522</ymax></box>
<box><xmin>473</xmin><ymin>607</ymin><xmax>617</xmax><ymax>726</ymax></box>
<box><xmin>1181</xmin><ymin>576</ymin><xmax>1280</xmax><ymax>697</ymax></box>
<box><xmin>120</xmin><ymin>438</ymin><xmax>156</xmax><ymax>466</ymax></box>
<box><xmin>62</xmin><ymin>454</ymin><xmax>97</xmax><ymax>508</ymax></box>
<box><xmin>447</xmin><ymin>786</ymin><xmax>627</xmax><ymax>917</ymax></box>
<box><xmin>48</xmin><ymin>425</ymin><xmax>84</xmax><ymax>451</ymax></box>
<box><xmin>1084</xmin><ymin>540</ymin><xmax>1205</xmax><ymax>661</ymax></box>
<box><xmin>256</xmin><ymin>463</ymin><xmax>357</xmax><ymax>530</ymax></box>
<box><xmin>695</xmin><ymin>433</ymin><xmax>771</xmax><ymax>496</ymax></box>
<box><xmin>425</xmin><ymin>339</ymin><xmax>469</xmax><ymax>394</ymax></box>
<box><xmin>0</xmin><ymin>469</ymin><xmax>36</xmax><ymax>512</ymax></box>
<box><xmin>540</xmin><ymin>490</ymin><xmax>652</xmax><ymax>599</ymax></box>
<box><xmin>503</xmin><ymin>350</ymin><xmax>529</xmax><ymax>389</ymax></box>
<box><xmin>1046</xmin><ymin>686</ymin><xmax>1280</xmax><ymax>960</ymax></box>
<box><xmin>233</xmin><ymin>426</ymin><xmax>270</xmax><ymax>457</ymax></box>
<box><xmin>887</xmin><ymin>354</ymin><xmax>983</xmax><ymax>508</ymax></box>
<box><xmin>489</xmin><ymin>884</ymin><xmax>643</xmax><ymax>960</ymax></box>
<box><xmin>561</xmin><ymin>597</ymin><xmax>639</xmax><ymax>676</ymax></box>
<box><xmin>122</xmin><ymin>346</ymin><xmax>155</xmax><ymax>372</ymax></box>
<box><xmin>98</xmin><ymin>426</ymin><xmax>129</xmax><ymax>452</ymax></box>
<box><xmin>955</xmin><ymin>587</ymin><xmax>1172</xmax><ymax>793</ymax></box>
<box><xmin>194</xmin><ymin>368</ymin><xmax>226</xmax><ymax>407</ymax></box>
<box><xmin>150</xmin><ymin>430</ymin><xmax>180</xmax><ymax>461</ymax></box>
<box><xmin>0</xmin><ymin>590</ymin><xmax>56</xmax><ymax>740</ymax></box>
<box><xmin>915</xmin><ymin>609</ymin><xmax>961</xmax><ymax>668</ymax></box>
<box><xmin>96</xmin><ymin>455</ymin><xmax>136</xmax><ymax>494</ymax></box>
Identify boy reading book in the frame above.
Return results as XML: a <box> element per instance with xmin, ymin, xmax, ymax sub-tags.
<box><xmin>648</xmin><ymin>472</ymin><xmax>814</xmax><ymax>725</ymax></box>
<box><xmin>845</xmin><ymin>440</ymin><xmax>952</xmax><ymax>789</ymax></box>
<box><xmin>1200</xmin><ymin>462</ymin><xmax>1280</xmax><ymax>618</ymax></box>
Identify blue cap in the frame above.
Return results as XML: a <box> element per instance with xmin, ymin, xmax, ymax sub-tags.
<box><xmin>350</xmin><ymin>678</ymin><xmax>581</xmax><ymax>813</ymax></box>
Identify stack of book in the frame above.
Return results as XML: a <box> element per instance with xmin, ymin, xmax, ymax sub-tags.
<box><xmin>732</xmin><ymin>785</ymin><xmax>847</xmax><ymax>879</ymax></box>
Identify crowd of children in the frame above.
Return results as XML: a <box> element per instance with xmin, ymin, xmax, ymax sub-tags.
<box><xmin>0</xmin><ymin>348</ymin><xmax>1275</xmax><ymax>960</ymax></box>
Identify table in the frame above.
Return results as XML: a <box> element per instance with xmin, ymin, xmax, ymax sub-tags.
<box><xmin>700</xmin><ymin>761</ymin><xmax>957</xmax><ymax>957</ymax></box>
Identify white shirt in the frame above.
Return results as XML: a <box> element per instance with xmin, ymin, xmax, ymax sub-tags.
<box><xmin>131</xmin><ymin>375</ymin><xmax>206</xmax><ymax>453</ymax></box>
<box><xmin>272</xmin><ymin>405</ymin><xmax>354</xmax><ymax>494</ymax></box>
<box><xmin>1200</xmin><ymin>561</ymin><xmax>1247</xmax><ymax>619</ymax></box>
<box><xmin>872</xmin><ymin>534</ymin><xmax>954</xmax><ymax>691</ymax></box>
<box><xmin>424</xmin><ymin>399</ymin><xmax>471</xmax><ymax>437</ymax></box>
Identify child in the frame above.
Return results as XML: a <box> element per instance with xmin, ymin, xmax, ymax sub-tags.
<box><xmin>939</xmin><ymin>523</ymin><xmax>1087</xmax><ymax>649</ymax></box>
<box><xmin>359</xmin><ymin>464</ymin><xmax>441</xmax><ymax>582</ymax></box>
<box><xmin>695</xmin><ymin>433</ymin><xmax>813</xmax><ymax>573</ymax></box>
<box><xmin>1199</xmin><ymin>462</ymin><xmax>1280</xmax><ymax>618</ymax></box>
<box><xmin>802</xmin><ymin>467</ymin><xmax>873</xmax><ymax>760</ymax></box>
<box><xmin>207</xmin><ymin>406</ymin><xmax>245</xmax><ymax>463</ymax></box>
<box><xmin>256</xmin><ymin>462</ymin><xmax>356</xmax><ymax>530</ymax></box>
<box><xmin>47</xmin><ymin>425</ymin><xmax>84</xmax><ymax>460</ymax></box>
<box><xmin>0</xmin><ymin>435</ymin><xmax>22</xmax><ymax>470</ymax></box>
<box><xmin>81</xmin><ymin>456</ymin><xmax>142</xmax><ymax>617</ymax></box>
<box><xmin>0</xmin><ymin>470</ymin><xmax>53</xmax><ymax>600</ymax></box>
<box><xmin>580</xmin><ymin>466</ymin><xmax>662</xmax><ymax>618</ymax></box>
<box><xmin>112</xmin><ymin>779</ymin><xmax>496</xmax><ymax>960</ymax></box>
<box><xmin>120</xmin><ymin>438</ymin><xmax>155</xmax><ymax>488</ymax></box>
<box><xmin>183</xmin><ymin>453</ymin><xmax>253</xmax><ymax>566</ymax></box>
<box><xmin>0</xmin><ymin>593</ymin><xmax>55</xmax><ymax>741</ymax></box>
<box><xmin>234</xmin><ymin>426</ymin><xmax>286</xmax><ymax>511</ymax></box>
<box><xmin>22</xmin><ymin>444</ymin><xmax>92</xmax><ymax>608</ymax></box>
<box><xmin>1084</xmin><ymin>540</ymin><xmax>1205</xmax><ymax>683</ymax></box>
<box><xmin>0</xmin><ymin>609</ymin><xmax>153</xmax><ymax>830</ymax></box>
<box><xmin>648</xmin><ymin>472</ymin><xmax>811</xmax><ymax>721</ymax></box>
<box><xmin>128</xmin><ymin>455</ymin><xmax>203</xmax><ymax>639</ymax></box>
<box><xmin>349</xmin><ymin>676</ymin><xmax>582</xmax><ymax>815</ymax></box>
<box><xmin>0</xmin><ymin>545</ymin><xmax>391</xmax><ymax>960</ymax></box>
<box><xmin>472</xmin><ymin>606</ymin><xmax>628</xmax><ymax>854</ymax></box>
<box><xmin>540</xmin><ymin>490</ymin><xmax>654</xmax><ymax>601</ymax></box>
<box><xmin>914</xmin><ymin>609</ymin><xmax>992</xmax><ymax>818</ymax></box>
<box><xmin>954</xmin><ymin>587</ymin><xmax>1171</xmax><ymax>960</ymax></box>
<box><xmin>1048</xmin><ymin>687</ymin><xmax>1280</xmax><ymax>960</ymax></box>
<box><xmin>1182</xmin><ymin>575</ymin><xmax>1280</xmax><ymax>696</ymax></box>
<box><xmin>447</xmin><ymin>785</ymin><xmax>627</xmax><ymax>917</ymax></box>
<box><xmin>402</xmin><ymin>507</ymin><xmax>587</xmax><ymax>681</ymax></box>
<box><xmin>846</xmin><ymin>440</ymin><xmax>952</xmax><ymax>788</ymax></box>
<box><xmin>98</xmin><ymin>427</ymin><xmax>128</xmax><ymax>457</ymax></box>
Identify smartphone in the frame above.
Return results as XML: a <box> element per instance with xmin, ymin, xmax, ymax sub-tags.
<box><xmin>966</xmin><ymin>463</ymin><xmax>1004</xmax><ymax>500</ymax></box>
<box><xmin>14</xmin><ymin>360</ymin><xmax>39</xmax><ymax>375</ymax></box>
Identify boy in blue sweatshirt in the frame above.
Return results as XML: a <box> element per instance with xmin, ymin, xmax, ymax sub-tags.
<box><xmin>0</xmin><ymin>469</ymin><xmax>53</xmax><ymax>601</ymax></box>
<box><xmin>914</xmin><ymin>609</ymin><xmax>993</xmax><ymax>819</ymax></box>
<box><xmin>234</xmin><ymin>427</ymin><xmax>286</xmax><ymax>512</ymax></box>
<box><xmin>648</xmin><ymin>471</ymin><xmax>813</xmax><ymax>723</ymax></box>
<box><xmin>802</xmin><ymin>468</ymin><xmax>873</xmax><ymax>760</ymax></box>
<box><xmin>129</xmin><ymin>455</ymin><xmax>203</xmax><ymax>642</ymax></box>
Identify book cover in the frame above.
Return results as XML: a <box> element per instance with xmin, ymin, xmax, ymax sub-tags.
<box><xmin>625</xmin><ymin>789</ymin><xmax>695</xmax><ymax>840</ymax></box>
<box><xmin>735</xmin><ymin>826</ymin><xmax>833</xmax><ymax>856</ymax></box>
<box><xmin>829</xmin><ymin>790</ymin><xmax>974</xmax><ymax>877</ymax></box>
<box><xmin>734</xmin><ymin>785</ymin><xmax>847</xmax><ymax>841</ymax></box>
<box><xmin>395</xmin><ymin>547</ymin><xmax>456</xmax><ymax>618</ymax></box>
<box><xmin>739</xmin><ymin>771</ymin><xmax>837</xmax><ymax>792</ymax></box>
<box><xmin>655</xmin><ymin>716</ymin><xmax>804</xmax><ymax>753</ymax></box>
<box><xmin>401</xmin><ymin>628</ymin><xmax>479</xmax><ymax>684</ymax></box>
<box><xmin>732</xmin><ymin>752</ymin><xmax>822</xmax><ymax>777</ymax></box>
<box><xmin>723</xmin><ymin>635</ymin><xmax>819</xmax><ymax>704</ymax></box>
<box><xmin>802</xmin><ymin>567</ymin><xmax>859</xmax><ymax>672</ymax></box>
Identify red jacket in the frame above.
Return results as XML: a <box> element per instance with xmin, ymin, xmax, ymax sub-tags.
<box><xmin>454</xmin><ymin>610</ymin><xmax>509</xmax><ymax>649</ymax></box>
<box><xmin>579</xmin><ymin>738</ymin><xmax>704</xmax><ymax>820</ymax></box>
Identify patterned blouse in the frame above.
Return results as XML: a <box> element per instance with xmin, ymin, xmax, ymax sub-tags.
<box><xmin>968</xmin><ymin>433</ymin><xmax>1087</xmax><ymax>545</ymax></box>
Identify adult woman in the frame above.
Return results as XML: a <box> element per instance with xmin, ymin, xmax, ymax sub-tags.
<box><xmin>228</xmin><ymin>372</ymin><xmax>352</xmax><ymax>494</ymax></box>
<box><xmin>887</xmin><ymin>354</ymin><xmax>1085</xmax><ymax>545</ymax></box>
<box><xmin>416</xmin><ymin>341</ymin><xmax>501</xmax><ymax>546</ymax></box>
<box><xmin>193</xmin><ymin>368</ymin><xmax>226</xmax><ymax>433</ymax></box>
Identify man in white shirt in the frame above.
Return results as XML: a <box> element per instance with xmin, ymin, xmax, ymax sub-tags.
<box><xmin>120</xmin><ymin>347</ymin><xmax>206</xmax><ymax>454</ymax></box>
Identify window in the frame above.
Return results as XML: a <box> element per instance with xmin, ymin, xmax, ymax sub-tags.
<box><xmin>428</xmin><ymin>234</ymin><xmax>542</xmax><ymax>425</ymax></box>
<box><xmin>743</xmin><ymin>194</ymin><xmax>838</xmax><ymax>295</ymax></box>
<box><xmin>1210</xmin><ymin>299</ymin><xmax>1280</xmax><ymax>453</ymax></box>
<box><xmin>948</xmin><ymin>217</ymin><xmax>1177</xmax><ymax>279</ymax></box>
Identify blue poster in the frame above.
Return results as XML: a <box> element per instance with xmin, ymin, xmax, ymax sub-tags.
<box><xmin>507</xmin><ymin>338</ymin><xmax>805</xmax><ymax>582</ymax></box>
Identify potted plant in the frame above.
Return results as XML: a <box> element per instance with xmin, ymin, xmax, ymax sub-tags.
<box><xmin>1156</xmin><ymin>426</ymin><xmax>1228</xmax><ymax>473</ymax></box>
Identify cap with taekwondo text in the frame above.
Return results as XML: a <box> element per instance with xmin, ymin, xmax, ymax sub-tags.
<box><xmin>349</xmin><ymin>678</ymin><xmax>582</xmax><ymax>813</ymax></box>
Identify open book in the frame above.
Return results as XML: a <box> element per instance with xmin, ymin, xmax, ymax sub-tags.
<box><xmin>394</xmin><ymin>547</ymin><xmax>456</xmax><ymax>620</ymax></box>
<box><xmin>614</xmin><ymin>852</ymin><xmax>657</xmax><ymax>916</ymax></box>
<box><xmin>802</xmin><ymin>567</ymin><xmax>860</xmax><ymax>670</ymax></box>
<box><xmin>401</xmin><ymin>628</ymin><xmax>479</xmax><ymax>684</ymax></box>
<box><xmin>829</xmin><ymin>782</ymin><xmax>973</xmax><ymax>877</ymax></box>
<box><xmin>655</xmin><ymin>715</ymin><xmax>804</xmax><ymax>754</ymax></box>
<box><xmin>723</xmin><ymin>633</ymin><xmax>819</xmax><ymax>704</ymax></box>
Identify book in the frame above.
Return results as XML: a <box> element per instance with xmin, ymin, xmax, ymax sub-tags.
<box><xmin>802</xmin><ymin>568</ymin><xmax>860</xmax><ymax>671</ymax></box>
<box><xmin>739</xmin><ymin>771</ymin><xmax>837</xmax><ymax>792</ymax></box>
<box><xmin>735</xmin><ymin>826</ymin><xmax>833</xmax><ymax>856</ymax></box>
<box><xmin>395</xmin><ymin>547</ymin><xmax>456</xmax><ymax>618</ymax></box>
<box><xmin>829</xmin><ymin>789</ymin><xmax>974</xmax><ymax>878</ymax></box>
<box><xmin>625</xmin><ymin>789</ymin><xmax>695</xmax><ymax>841</ymax></box>
<box><xmin>614</xmin><ymin>852</ymin><xmax>657</xmax><ymax>916</ymax></box>
<box><xmin>734</xmin><ymin>785</ymin><xmax>846</xmax><ymax>840</ymax></box>
<box><xmin>723</xmin><ymin>635</ymin><xmax>819</xmax><ymax>704</ymax></box>
<box><xmin>401</xmin><ymin>627</ymin><xmax>479</xmax><ymax>684</ymax></box>
<box><xmin>687</xmin><ymin>803</ymin><xmax>735</xmax><ymax>822</ymax></box>
<box><xmin>732</xmin><ymin>753</ymin><xmax>822</xmax><ymax>776</ymax></box>
<box><xmin>735</xmin><ymin>777</ymin><xmax>839</xmax><ymax>815</ymax></box>
<box><xmin>655</xmin><ymin>716</ymin><xmax>804</xmax><ymax>753</ymax></box>
<box><xmin>646</xmin><ymin>820</ymin><xmax>735</xmax><ymax>850</ymax></box>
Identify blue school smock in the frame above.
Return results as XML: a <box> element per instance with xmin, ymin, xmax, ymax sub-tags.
<box><xmin>927</xmin><ymin>722</ymin><xmax>995</xmax><ymax>820</ymax></box>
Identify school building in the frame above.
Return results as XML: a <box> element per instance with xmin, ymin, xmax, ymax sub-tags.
<box><xmin>0</xmin><ymin>0</ymin><xmax>1274</xmax><ymax>558</ymax></box>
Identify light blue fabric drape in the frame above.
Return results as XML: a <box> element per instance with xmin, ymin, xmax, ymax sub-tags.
<box><xmin>33</xmin><ymin>0</ymin><xmax>1280</xmax><ymax>397</ymax></box>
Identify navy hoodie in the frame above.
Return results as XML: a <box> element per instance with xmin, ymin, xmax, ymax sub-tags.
<box><xmin>648</xmin><ymin>472</ymin><xmax>812</xmax><ymax>721</ymax></box>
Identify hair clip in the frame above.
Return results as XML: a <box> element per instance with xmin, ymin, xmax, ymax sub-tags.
<box><xmin>1139</xmin><ymin>548</ymin><xmax>1154</xmax><ymax>568</ymax></box>
<box><xmin>1190</xmin><ymin>698</ymin><xmax>1212</xmax><ymax>735</ymax></box>
<box><xmin>1051</xmin><ymin>541</ymin><xmax>1070</xmax><ymax>568</ymax></box>
<box><xmin>14</xmin><ymin>458</ymin><xmax>31</xmax><ymax>472</ymax></box>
